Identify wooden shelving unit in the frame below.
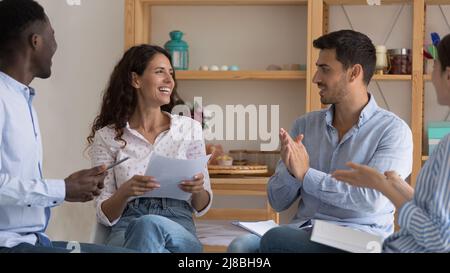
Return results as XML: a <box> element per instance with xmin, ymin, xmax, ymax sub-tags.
<box><xmin>176</xmin><ymin>70</ymin><xmax>306</xmax><ymax>80</ymax></box>
<box><xmin>372</xmin><ymin>74</ymin><xmax>412</xmax><ymax>81</ymax></box>
<box><xmin>323</xmin><ymin>0</ymin><xmax>411</xmax><ymax>4</ymax></box>
<box><xmin>133</xmin><ymin>0</ymin><xmax>307</xmax><ymax>5</ymax></box>
<box><xmin>125</xmin><ymin>0</ymin><xmax>446</xmax><ymax>188</ymax></box>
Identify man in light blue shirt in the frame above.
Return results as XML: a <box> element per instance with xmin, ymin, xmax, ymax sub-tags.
<box><xmin>0</xmin><ymin>0</ymin><xmax>131</xmax><ymax>253</ymax></box>
<box><xmin>228</xmin><ymin>30</ymin><xmax>413</xmax><ymax>253</ymax></box>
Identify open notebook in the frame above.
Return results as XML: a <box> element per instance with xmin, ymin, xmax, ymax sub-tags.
<box><xmin>310</xmin><ymin>220</ymin><xmax>384</xmax><ymax>253</ymax></box>
<box><xmin>231</xmin><ymin>220</ymin><xmax>279</xmax><ymax>237</ymax></box>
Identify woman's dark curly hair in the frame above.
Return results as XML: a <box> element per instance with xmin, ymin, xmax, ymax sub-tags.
<box><xmin>87</xmin><ymin>44</ymin><xmax>184</xmax><ymax>147</ymax></box>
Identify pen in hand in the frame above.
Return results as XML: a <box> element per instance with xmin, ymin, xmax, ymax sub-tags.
<box><xmin>104</xmin><ymin>157</ymin><xmax>130</xmax><ymax>172</ymax></box>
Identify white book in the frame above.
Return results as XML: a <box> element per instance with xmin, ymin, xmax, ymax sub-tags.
<box><xmin>232</xmin><ymin>220</ymin><xmax>279</xmax><ymax>237</ymax></box>
<box><xmin>310</xmin><ymin>220</ymin><xmax>384</xmax><ymax>253</ymax></box>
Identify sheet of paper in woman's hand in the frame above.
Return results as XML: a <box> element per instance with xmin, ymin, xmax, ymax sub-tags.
<box><xmin>143</xmin><ymin>152</ymin><xmax>211</xmax><ymax>200</ymax></box>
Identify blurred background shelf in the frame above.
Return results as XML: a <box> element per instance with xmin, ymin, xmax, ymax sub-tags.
<box><xmin>372</xmin><ymin>74</ymin><xmax>412</xmax><ymax>81</ymax></box>
<box><xmin>208</xmin><ymin>165</ymin><xmax>269</xmax><ymax>175</ymax></box>
<box><xmin>140</xmin><ymin>0</ymin><xmax>308</xmax><ymax>5</ymax></box>
<box><xmin>176</xmin><ymin>70</ymin><xmax>306</xmax><ymax>80</ymax></box>
<box><xmin>125</xmin><ymin>0</ymin><xmax>439</xmax><ymax>190</ymax></box>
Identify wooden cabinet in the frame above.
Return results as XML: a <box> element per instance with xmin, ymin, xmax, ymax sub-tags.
<box><xmin>206</xmin><ymin>177</ymin><xmax>279</xmax><ymax>222</ymax></box>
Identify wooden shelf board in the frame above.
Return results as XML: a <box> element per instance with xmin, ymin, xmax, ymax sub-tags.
<box><xmin>424</xmin><ymin>74</ymin><xmax>432</xmax><ymax>81</ymax></box>
<box><xmin>324</xmin><ymin>0</ymin><xmax>412</xmax><ymax>5</ymax></box>
<box><xmin>210</xmin><ymin>177</ymin><xmax>269</xmax><ymax>185</ymax></box>
<box><xmin>422</xmin><ymin>156</ymin><xmax>429</xmax><ymax>161</ymax></box>
<box><xmin>141</xmin><ymin>0</ymin><xmax>308</xmax><ymax>5</ymax></box>
<box><xmin>426</xmin><ymin>0</ymin><xmax>450</xmax><ymax>5</ymax></box>
<box><xmin>372</xmin><ymin>74</ymin><xmax>412</xmax><ymax>81</ymax></box>
<box><xmin>322</xmin><ymin>0</ymin><xmax>447</xmax><ymax>7</ymax></box>
<box><xmin>176</xmin><ymin>70</ymin><xmax>306</xmax><ymax>80</ymax></box>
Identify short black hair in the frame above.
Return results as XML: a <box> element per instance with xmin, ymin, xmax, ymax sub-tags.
<box><xmin>438</xmin><ymin>34</ymin><xmax>450</xmax><ymax>73</ymax></box>
<box><xmin>0</xmin><ymin>0</ymin><xmax>46</xmax><ymax>53</ymax></box>
<box><xmin>313</xmin><ymin>30</ymin><xmax>376</xmax><ymax>86</ymax></box>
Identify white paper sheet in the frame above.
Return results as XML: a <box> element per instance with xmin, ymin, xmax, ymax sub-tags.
<box><xmin>231</xmin><ymin>220</ymin><xmax>279</xmax><ymax>237</ymax></box>
<box><xmin>143</xmin><ymin>153</ymin><xmax>211</xmax><ymax>201</ymax></box>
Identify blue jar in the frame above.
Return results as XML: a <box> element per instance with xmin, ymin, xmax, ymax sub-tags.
<box><xmin>164</xmin><ymin>31</ymin><xmax>189</xmax><ymax>70</ymax></box>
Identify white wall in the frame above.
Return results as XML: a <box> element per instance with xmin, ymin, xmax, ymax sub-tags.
<box><xmin>32</xmin><ymin>0</ymin><xmax>125</xmax><ymax>242</ymax></box>
<box><xmin>151</xmin><ymin>6</ymin><xmax>308</xmax><ymax>152</ymax></box>
<box><xmin>31</xmin><ymin>2</ymin><xmax>449</xmax><ymax>241</ymax></box>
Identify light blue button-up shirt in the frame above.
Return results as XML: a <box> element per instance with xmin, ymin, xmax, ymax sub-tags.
<box><xmin>268</xmin><ymin>95</ymin><xmax>413</xmax><ymax>238</ymax></box>
<box><xmin>0</xmin><ymin>71</ymin><xmax>65</xmax><ymax>248</ymax></box>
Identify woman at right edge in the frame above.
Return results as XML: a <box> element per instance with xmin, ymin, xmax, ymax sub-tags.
<box><xmin>331</xmin><ymin>34</ymin><xmax>450</xmax><ymax>253</ymax></box>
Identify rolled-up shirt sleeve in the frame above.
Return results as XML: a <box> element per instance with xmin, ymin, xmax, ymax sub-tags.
<box><xmin>89</xmin><ymin>131</ymin><xmax>119</xmax><ymax>227</ymax></box>
<box><xmin>186</xmin><ymin>121</ymin><xmax>213</xmax><ymax>217</ymax></box>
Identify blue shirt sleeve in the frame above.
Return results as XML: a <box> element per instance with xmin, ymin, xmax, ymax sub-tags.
<box><xmin>302</xmin><ymin>119</ymin><xmax>413</xmax><ymax>213</ymax></box>
<box><xmin>0</xmin><ymin>98</ymin><xmax>3</xmax><ymax>147</ymax></box>
<box><xmin>0</xmin><ymin>98</ymin><xmax>65</xmax><ymax>207</ymax></box>
<box><xmin>267</xmin><ymin>160</ymin><xmax>302</xmax><ymax>212</ymax></box>
<box><xmin>267</xmin><ymin>118</ymin><xmax>303</xmax><ymax>211</ymax></box>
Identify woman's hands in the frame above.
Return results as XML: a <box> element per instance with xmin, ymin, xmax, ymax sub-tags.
<box><xmin>117</xmin><ymin>175</ymin><xmax>160</xmax><ymax>199</ymax></box>
<box><xmin>332</xmin><ymin>162</ymin><xmax>388</xmax><ymax>192</ymax></box>
<box><xmin>179</xmin><ymin>173</ymin><xmax>210</xmax><ymax>212</ymax></box>
<box><xmin>117</xmin><ymin>173</ymin><xmax>206</xmax><ymax>200</ymax></box>
<box><xmin>115</xmin><ymin>173</ymin><xmax>210</xmax><ymax>213</ymax></box>
<box><xmin>179</xmin><ymin>173</ymin><xmax>205</xmax><ymax>194</ymax></box>
<box><xmin>101</xmin><ymin>175</ymin><xmax>159</xmax><ymax>224</ymax></box>
<box><xmin>332</xmin><ymin>162</ymin><xmax>414</xmax><ymax>209</ymax></box>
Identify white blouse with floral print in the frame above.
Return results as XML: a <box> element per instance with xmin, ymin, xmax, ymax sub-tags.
<box><xmin>89</xmin><ymin>113</ymin><xmax>212</xmax><ymax>226</ymax></box>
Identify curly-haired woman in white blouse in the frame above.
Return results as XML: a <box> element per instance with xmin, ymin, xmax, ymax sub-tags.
<box><xmin>87</xmin><ymin>45</ymin><xmax>212</xmax><ymax>253</ymax></box>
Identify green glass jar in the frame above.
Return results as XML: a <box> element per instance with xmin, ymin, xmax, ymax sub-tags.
<box><xmin>164</xmin><ymin>30</ymin><xmax>189</xmax><ymax>70</ymax></box>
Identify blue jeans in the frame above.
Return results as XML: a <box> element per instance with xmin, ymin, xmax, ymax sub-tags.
<box><xmin>228</xmin><ymin>234</ymin><xmax>261</xmax><ymax>253</ymax></box>
<box><xmin>0</xmin><ymin>241</ymin><xmax>134</xmax><ymax>253</ymax></box>
<box><xmin>106</xmin><ymin>197</ymin><xmax>202</xmax><ymax>253</ymax></box>
<box><xmin>261</xmin><ymin>226</ymin><xmax>345</xmax><ymax>253</ymax></box>
<box><xmin>228</xmin><ymin>226</ymin><xmax>345</xmax><ymax>253</ymax></box>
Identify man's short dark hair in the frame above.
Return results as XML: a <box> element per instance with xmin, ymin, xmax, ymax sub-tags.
<box><xmin>0</xmin><ymin>0</ymin><xmax>46</xmax><ymax>54</ymax></box>
<box><xmin>313</xmin><ymin>30</ymin><xmax>376</xmax><ymax>86</ymax></box>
